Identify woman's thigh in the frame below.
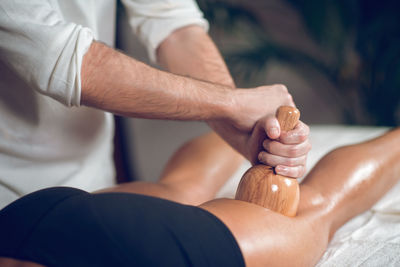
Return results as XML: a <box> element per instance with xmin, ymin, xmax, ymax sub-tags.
<box><xmin>200</xmin><ymin>197</ymin><xmax>330</xmax><ymax>267</ymax></box>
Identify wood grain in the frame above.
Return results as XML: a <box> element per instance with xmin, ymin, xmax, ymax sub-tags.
<box><xmin>235</xmin><ymin>106</ymin><xmax>300</xmax><ymax>216</ymax></box>
<box><xmin>276</xmin><ymin>106</ymin><xmax>300</xmax><ymax>132</ymax></box>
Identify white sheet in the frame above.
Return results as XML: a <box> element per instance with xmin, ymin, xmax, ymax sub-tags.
<box><xmin>216</xmin><ymin>125</ymin><xmax>400</xmax><ymax>266</ymax></box>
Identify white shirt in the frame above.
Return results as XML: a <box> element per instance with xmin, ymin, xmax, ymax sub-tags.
<box><xmin>0</xmin><ymin>0</ymin><xmax>208</xmax><ymax>209</ymax></box>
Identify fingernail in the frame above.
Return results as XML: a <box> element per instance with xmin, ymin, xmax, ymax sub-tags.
<box><xmin>269</xmin><ymin>127</ymin><xmax>278</xmax><ymax>137</ymax></box>
<box><xmin>276</xmin><ymin>166</ymin><xmax>288</xmax><ymax>175</ymax></box>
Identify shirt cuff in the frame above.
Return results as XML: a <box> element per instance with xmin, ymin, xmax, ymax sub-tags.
<box><xmin>73</xmin><ymin>27</ymin><xmax>94</xmax><ymax>107</ymax></box>
<box><xmin>45</xmin><ymin>25</ymin><xmax>94</xmax><ymax>107</ymax></box>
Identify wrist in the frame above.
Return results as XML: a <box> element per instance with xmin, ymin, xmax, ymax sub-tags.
<box><xmin>211</xmin><ymin>89</ymin><xmax>250</xmax><ymax>128</ymax></box>
<box><xmin>205</xmin><ymin>87</ymin><xmax>237</xmax><ymax>124</ymax></box>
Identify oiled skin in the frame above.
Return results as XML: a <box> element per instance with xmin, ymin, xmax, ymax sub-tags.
<box><xmin>2</xmin><ymin>129</ymin><xmax>400</xmax><ymax>267</ymax></box>
<box><xmin>201</xmin><ymin>128</ymin><xmax>400</xmax><ymax>266</ymax></box>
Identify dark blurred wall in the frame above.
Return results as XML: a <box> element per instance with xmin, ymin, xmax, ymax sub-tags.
<box><xmin>198</xmin><ymin>0</ymin><xmax>400</xmax><ymax>126</ymax></box>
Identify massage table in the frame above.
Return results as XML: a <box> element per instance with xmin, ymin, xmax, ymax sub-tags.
<box><xmin>217</xmin><ymin>125</ymin><xmax>400</xmax><ymax>266</ymax></box>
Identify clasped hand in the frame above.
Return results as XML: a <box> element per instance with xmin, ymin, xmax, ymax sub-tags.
<box><xmin>209</xmin><ymin>84</ymin><xmax>311</xmax><ymax>178</ymax></box>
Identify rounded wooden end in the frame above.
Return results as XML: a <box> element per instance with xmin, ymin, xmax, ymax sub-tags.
<box><xmin>235</xmin><ymin>165</ymin><xmax>299</xmax><ymax>217</ymax></box>
<box><xmin>276</xmin><ymin>106</ymin><xmax>300</xmax><ymax>132</ymax></box>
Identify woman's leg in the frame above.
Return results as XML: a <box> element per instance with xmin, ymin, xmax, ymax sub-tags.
<box><xmin>2</xmin><ymin>129</ymin><xmax>399</xmax><ymax>267</ymax></box>
<box><xmin>200</xmin><ymin>128</ymin><xmax>400</xmax><ymax>267</ymax></box>
<box><xmin>97</xmin><ymin>132</ymin><xmax>243</xmax><ymax>205</ymax></box>
<box><xmin>99</xmin><ymin>127</ymin><xmax>400</xmax><ymax>266</ymax></box>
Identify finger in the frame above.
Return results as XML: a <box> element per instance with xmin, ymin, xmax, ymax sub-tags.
<box><xmin>275</xmin><ymin>164</ymin><xmax>307</xmax><ymax>178</ymax></box>
<box><xmin>279</xmin><ymin>120</ymin><xmax>310</xmax><ymax>145</ymax></box>
<box><xmin>258</xmin><ymin>152</ymin><xmax>307</xmax><ymax>167</ymax></box>
<box><xmin>263</xmin><ymin>138</ymin><xmax>312</xmax><ymax>158</ymax></box>
<box><xmin>263</xmin><ymin>116</ymin><xmax>280</xmax><ymax>140</ymax></box>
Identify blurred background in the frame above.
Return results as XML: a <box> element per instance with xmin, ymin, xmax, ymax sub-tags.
<box><xmin>114</xmin><ymin>0</ymin><xmax>400</xmax><ymax>182</ymax></box>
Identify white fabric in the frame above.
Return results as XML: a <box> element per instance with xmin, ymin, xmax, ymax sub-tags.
<box><xmin>217</xmin><ymin>125</ymin><xmax>400</xmax><ymax>266</ymax></box>
<box><xmin>122</xmin><ymin>0</ymin><xmax>209</xmax><ymax>62</ymax></box>
<box><xmin>0</xmin><ymin>0</ymin><xmax>208</xmax><ymax>209</ymax></box>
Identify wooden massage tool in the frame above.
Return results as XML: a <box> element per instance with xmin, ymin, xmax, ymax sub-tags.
<box><xmin>235</xmin><ymin>106</ymin><xmax>300</xmax><ymax>217</ymax></box>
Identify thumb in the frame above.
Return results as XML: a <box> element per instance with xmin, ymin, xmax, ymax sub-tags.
<box><xmin>264</xmin><ymin>116</ymin><xmax>280</xmax><ymax>139</ymax></box>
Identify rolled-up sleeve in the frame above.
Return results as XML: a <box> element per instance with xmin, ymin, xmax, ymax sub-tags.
<box><xmin>121</xmin><ymin>0</ymin><xmax>209</xmax><ymax>62</ymax></box>
<box><xmin>0</xmin><ymin>0</ymin><xmax>94</xmax><ymax>107</ymax></box>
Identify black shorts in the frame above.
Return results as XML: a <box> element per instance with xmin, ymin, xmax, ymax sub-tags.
<box><xmin>0</xmin><ymin>187</ymin><xmax>244</xmax><ymax>267</ymax></box>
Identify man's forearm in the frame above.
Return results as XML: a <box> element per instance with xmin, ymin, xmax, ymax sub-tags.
<box><xmin>81</xmin><ymin>33</ymin><xmax>300</xmax><ymax>166</ymax></box>
<box><xmin>157</xmin><ymin>25</ymin><xmax>239</xmax><ymax>146</ymax></box>
<box><xmin>81</xmin><ymin>41</ymin><xmax>233</xmax><ymax>121</ymax></box>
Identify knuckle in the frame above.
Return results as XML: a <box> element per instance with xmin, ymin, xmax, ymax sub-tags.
<box><xmin>296</xmin><ymin>166</ymin><xmax>304</xmax><ymax>178</ymax></box>
<box><xmin>264</xmin><ymin>140</ymin><xmax>279</xmax><ymax>153</ymax></box>
<box><xmin>275</xmin><ymin>84</ymin><xmax>288</xmax><ymax>92</ymax></box>
<box><xmin>262</xmin><ymin>141</ymin><xmax>269</xmax><ymax>152</ymax></box>
<box><xmin>300</xmin><ymin>155</ymin><xmax>307</xmax><ymax>164</ymax></box>
<box><xmin>294</xmin><ymin>165</ymin><xmax>304</xmax><ymax>178</ymax></box>
<box><xmin>294</xmin><ymin>168</ymin><xmax>301</xmax><ymax>178</ymax></box>
<box><xmin>288</xmin><ymin>145</ymin><xmax>300</xmax><ymax>157</ymax></box>
<box><xmin>286</xmin><ymin>157</ymin><xmax>297</xmax><ymax>167</ymax></box>
<box><xmin>292</xmin><ymin>168</ymin><xmax>300</xmax><ymax>178</ymax></box>
<box><xmin>296</xmin><ymin>132</ymin><xmax>308</xmax><ymax>143</ymax></box>
<box><xmin>258</xmin><ymin>151</ymin><xmax>268</xmax><ymax>163</ymax></box>
<box><xmin>261</xmin><ymin>153</ymin><xmax>277</xmax><ymax>166</ymax></box>
<box><xmin>284</xmin><ymin>168</ymin><xmax>293</xmax><ymax>177</ymax></box>
<box><xmin>288</xmin><ymin>168</ymin><xmax>298</xmax><ymax>178</ymax></box>
<box><xmin>257</xmin><ymin>152</ymin><xmax>264</xmax><ymax>164</ymax></box>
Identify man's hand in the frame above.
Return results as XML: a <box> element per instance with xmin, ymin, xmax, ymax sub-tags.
<box><xmin>208</xmin><ymin>84</ymin><xmax>311</xmax><ymax>178</ymax></box>
<box><xmin>252</xmin><ymin>116</ymin><xmax>311</xmax><ymax>178</ymax></box>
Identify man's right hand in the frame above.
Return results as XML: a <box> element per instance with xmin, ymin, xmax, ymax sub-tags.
<box><xmin>228</xmin><ymin>84</ymin><xmax>294</xmax><ymax>132</ymax></box>
<box><xmin>209</xmin><ymin>84</ymin><xmax>311</xmax><ymax>178</ymax></box>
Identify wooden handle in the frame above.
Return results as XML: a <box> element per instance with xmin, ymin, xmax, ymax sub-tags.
<box><xmin>235</xmin><ymin>106</ymin><xmax>300</xmax><ymax>217</ymax></box>
<box><xmin>276</xmin><ymin>106</ymin><xmax>300</xmax><ymax>132</ymax></box>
